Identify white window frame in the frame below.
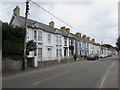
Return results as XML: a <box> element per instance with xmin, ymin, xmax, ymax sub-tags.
<box><xmin>59</xmin><ymin>36</ymin><xmax>62</xmax><ymax>44</ymax></box>
<box><xmin>48</xmin><ymin>33</ymin><xmax>51</xmax><ymax>43</ymax></box>
<box><xmin>56</xmin><ymin>35</ymin><xmax>58</xmax><ymax>44</ymax></box>
<box><xmin>38</xmin><ymin>31</ymin><xmax>42</xmax><ymax>41</ymax></box>
<box><xmin>64</xmin><ymin>37</ymin><xmax>67</xmax><ymax>46</ymax></box>
<box><xmin>38</xmin><ymin>48</ymin><xmax>42</xmax><ymax>59</ymax></box>
<box><xmin>34</xmin><ymin>30</ymin><xmax>37</xmax><ymax>41</ymax></box>
<box><xmin>56</xmin><ymin>49</ymin><xmax>59</xmax><ymax>57</ymax></box>
<box><xmin>59</xmin><ymin>49</ymin><xmax>62</xmax><ymax>57</ymax></box>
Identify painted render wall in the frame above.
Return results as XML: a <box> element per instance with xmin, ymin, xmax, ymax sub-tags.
<box><xmin>11</xmin><ymin>16</ymin><xmax>115</xmax><ymax>63</ymax></box>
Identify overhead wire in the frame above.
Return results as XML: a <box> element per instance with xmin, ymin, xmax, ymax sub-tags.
<box><xmin>30</xmin><ymin>0</ymin><xmax>86</xmax><ymax>35</ymax></box>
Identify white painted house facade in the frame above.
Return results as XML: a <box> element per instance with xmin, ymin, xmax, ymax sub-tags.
<box><xmin>9</xmin><ymin>6</ymin><xmax>116</xmax><ymax>68</ymax></box>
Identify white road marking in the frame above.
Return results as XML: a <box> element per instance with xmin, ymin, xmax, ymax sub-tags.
<box><xmin>32</xmin><ymin>71</ymin><xmax>69</xmax><ymax>85</ymax></box>
<box><xmin>99</xmin><ymin>60</ymin><xmax>118</xmax><ymax>88</ymax></box>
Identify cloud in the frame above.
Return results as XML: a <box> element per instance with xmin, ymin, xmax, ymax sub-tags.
<box><xmin>0</xmin><ymin>1</ymin><xmax>118</xmax><ymax>46</ymax></box>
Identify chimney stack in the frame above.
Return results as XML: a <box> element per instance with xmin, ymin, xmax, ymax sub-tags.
<box><xmin>92</xmin><ymin>39</ymin><xmax>95</xmax><ymax>42</ymax></box>
<box><xmin>49</xmin><ymin>21</ymin><xmax>55</xmax><ymax>28</ymax></box>
<box><xmin>60</xmin><ymin>26</ymin><xmax>66</xmax><ymax>32</ymax></box>
<box><xmin>65</xmin><ymin>28</ymin><xmax>70</xmax><ymax>33</ymax></box>
<box><xmin>87</xmin><ymin>37</ymin><xmax>90</xmax><ymax>41</ymax></box>
<box><xmin>83</xmin><ymin>35</ymin><xmax>86</xmax><ymax>39</ymax></box>
<box><xmin>13</xmin><ymin>6</ymin><xmax>20</xmax><ymax>16</ymax></box>
<box><xmin>76</xmin><ymin>32</ymin><xmax>81</xmax><ymax>37</ymax></box>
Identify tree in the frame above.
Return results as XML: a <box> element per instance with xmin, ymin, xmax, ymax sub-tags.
<box><xmin>26</xmin><ymin>40</ymin><xmax>37</xmax><ymax>55</ymax></box>
<box><xmin>116</xmin><ymin>36</ymin><xmax>120</xmax><ymax>51</ymax></box>
<box><xmin>2</xmin><ymin>22</ymin><xmax>37</xmax><ymax>57</ymax></box>
<box><xmin>2</xmin><ymin>22</ymin><xmax>26</xmax><ymax>55</ymax></box>
<box><xmin>101</xmin><ymin>44</ymin><xmax>114</xmax><ymax>49</ymax></box>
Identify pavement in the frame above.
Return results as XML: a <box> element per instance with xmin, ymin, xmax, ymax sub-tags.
<box><xmin>2</xmin><ymin>55</ymin><xmax>118</xmax><ymax>88</ymax></box>
<box><xmin>2</xmin><ymin>59</ymin><xmax>80</xmax><ymax>77</ymax></box>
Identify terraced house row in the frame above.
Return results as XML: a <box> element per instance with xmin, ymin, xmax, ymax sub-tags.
<box><xmin>10</xmin><ymin>6</ymin><xmax>115</xmax><ymax>63</ymax></box>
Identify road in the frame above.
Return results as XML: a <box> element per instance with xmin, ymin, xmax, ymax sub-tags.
<box><xmin>3</xmin><ymin>55</ymin><xmax>118</xmax><ymax>88</ymax></box>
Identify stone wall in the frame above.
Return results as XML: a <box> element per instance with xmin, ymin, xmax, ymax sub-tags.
<box><xmin>38</xmin><ymin>60</ymin><xmax>59</xmax><ymax>68</ymax></box>
<box><xmin>2</xmin><ymin>58</ymin><xmax>22</xmax><ymax>71</ymax></box>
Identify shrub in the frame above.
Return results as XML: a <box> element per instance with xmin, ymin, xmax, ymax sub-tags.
<box><xmin>2</xmin><ymin>22</ymin><xmax>26</xmax><ymax>55</ymax></box>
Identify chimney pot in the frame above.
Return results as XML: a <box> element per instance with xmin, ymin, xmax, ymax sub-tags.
<box><xmin>76</xmin><ymin>32</ymin><xmax>81</xmax><ymax>37</ymax></box>
<box><xmin>60</xmin><ymin>26</ymin><xmax>65</xmax><ymax>30</ymax></box>
<box><xmin>83</xmin><ymin>35</ymin><xmax>86</xmax><ymax>39</ymax></box>
<box><xmin>60</xmin><ymin>26</ymin><xmax>66</xmax><ymax>32</ymax></box>
<box><xmin>92</xmin><ymin>39</ymin><xmax>95</xmax><ymax>42</ymax></box>
<box><xmin>65</xmin><ymin>28</ymin><xmax>70</xmax><ymax>33</ymax></box>
<box><xmin>87</xmin><ymin>37</ymin><xmax>90</xmax><ymax>41</ymax></box>
<box><xmin>13</xmin><ymin>6</ymin><xmax>20</xmax><ymax>16</ymax></box>
<box><xmin>49</xmin><ymin>21</ymin><xmax>55</xmax><ymax>28</ymax></box>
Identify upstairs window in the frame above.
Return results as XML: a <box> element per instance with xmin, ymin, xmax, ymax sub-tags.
<box><xmin>34</xmin><ymin>30</ymin><xmax>37</xmax><ymax>40</ymax></box>
<box><xmin>59</xmin><ymin>36</ymin><xmax>62</xmax><ymax>44</ymax></box>
<box><xmin>70</xmin><ymin>39</ymin><xmax>74</xmax><ymax>46</ymax></box>
<box><xmin>56</xmin><ymin>35</ymin><xmax>58</xmax><ymax>44</ymax></box>
<box><xmin>48</xmin><ymin>34</ymin><xmax>51</xmax><ymax>43</ymax></box>
<box><xmin>69</xmin><ymin>39</ymin><xmax>72</xmax><ymax>46</ymax></box>
<box><xmin>38</xmin><ymin>31</ymin><xmax>42</xmax><ymax>41</ymax></box>
<box><xmin>64</xmin><ymin>37</ymin><xmax>67</xmax><ymax>46</ymax></box>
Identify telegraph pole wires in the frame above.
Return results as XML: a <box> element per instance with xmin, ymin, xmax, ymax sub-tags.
<box><xmin>23</xmin><ymin>0</ymin><xmax>29</xmax><ymax>70</ymax></box>
<box><xmin>30</xmin><ymin>1</ymin><xmax>82</xmax><ymax>33</ymax></box>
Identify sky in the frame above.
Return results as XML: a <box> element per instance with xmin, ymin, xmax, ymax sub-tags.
<box><xmin>0</xmin><ymin>0</ymin><xmax>119</xmax><ymax>47</ymax></box>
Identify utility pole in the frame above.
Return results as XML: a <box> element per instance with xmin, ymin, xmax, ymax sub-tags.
<box><xmin>23</xmin><ymin>0</ymin><xmax>29</xmax><ymax>70</ymax></box>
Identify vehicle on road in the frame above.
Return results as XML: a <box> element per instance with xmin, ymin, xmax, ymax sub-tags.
<box><xmin>87</xmin><ymin>54</ymin><xmax>99</xmax><ymax>60</ymax></box>
<box><xmin>107</xmin><ymin>54</ymin><xmax>112</xmax><ymax>57</ymax></box>
<box><xmin>99</xmin><ymin>54</ymin><xmax>112</xmax><ymax>58</ymax></box>
<box><xmin>99</xmin><ymin>54</ymin><xmax>105</xmax><ymax>58</ymax></box>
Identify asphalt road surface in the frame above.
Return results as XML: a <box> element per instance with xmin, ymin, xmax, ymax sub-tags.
<box><xmin>3</xmin><ymin>55</ymin><xmax>118</xmax><ymax>88</ymax></box>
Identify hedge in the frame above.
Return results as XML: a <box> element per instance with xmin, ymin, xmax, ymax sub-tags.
<box><xmin>2</xmin><ymin>22</ymin><xmax>26</xmax><ymax>55</ymax></box>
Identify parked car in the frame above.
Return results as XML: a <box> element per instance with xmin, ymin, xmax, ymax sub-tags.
<box><xmin>99</xmin><ymin>54</ymin><xmax>105</xmax><ymax>58</ymax></box>
<box><xmin>108</xmin><ymin>54</ymin><xmax>112</xmax><ymax>57</ymax></box>
<box><xmin>87</xmin><ymin>54</ymin><xmax>99</xmax><ymax>60</ymax></box>
<box><xmin>99</xmin><ymin>53</ymin><xmax>112</xmax><ymax>58</ymax></box>
<box><xmin>104</xmin><ymin>54</ymin><xmax>108</xmax><ymax>58</ymax></box>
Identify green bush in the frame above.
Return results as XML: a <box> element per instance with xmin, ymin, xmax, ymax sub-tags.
<box><xmin>2</xmin><ymin>22</ymin><xmax>26</xmax><ymax>55</ymax></box>
<box><xmin>3</xmin><ymin>40</ymin><xmax>24</xmax><ymax>54</ymax></box>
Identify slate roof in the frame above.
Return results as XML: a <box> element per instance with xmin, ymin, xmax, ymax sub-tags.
<box><xmin>54</xmin><ymin>28</ymin><xmax>69</xmax><ymax>37</ymax></box>
<box><xmin>10</xmin><ymin>16</ymin><xmax>55</xmax><ymax>33</ymax></box>
<box><xmin>10</xmin><ymin>15</ymin><xmax>97</xmax><ymax>44</ymax></box>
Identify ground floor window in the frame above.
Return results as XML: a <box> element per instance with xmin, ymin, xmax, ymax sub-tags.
<box><xmin>59</xmin><ymin>49</ymin><xmax>62</xmax><ymax>57</ymax></box>
<box><xmin>56</xmin><ymin>49</ymin><xmax>59</xmax><ymax>57</ymax></box>
<box><xmin>38</xmin><ymin>48</ymin><xmax>42</xmax><ymax>59</ymax></box>
<box><xmin>56</xmin><ymin>49</ymin><xmax>62</xmax><ymax>57</ymax></box>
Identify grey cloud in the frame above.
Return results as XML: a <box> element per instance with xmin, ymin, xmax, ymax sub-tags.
<box><xmin>1</xmin><ymin>2</ymin><xmax>118</xmax><ymax>46</ymax></box>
